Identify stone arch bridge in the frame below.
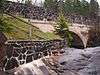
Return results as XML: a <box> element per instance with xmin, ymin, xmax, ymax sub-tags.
<box><xmin>0</xmin><ymin>20</ymin><xmax>93</xmax><ymax>71</ymax></box>
<box><xmin>24</xmin><ymin>19</ymin><xmax>91</xmax><ymax>48</ymax></box>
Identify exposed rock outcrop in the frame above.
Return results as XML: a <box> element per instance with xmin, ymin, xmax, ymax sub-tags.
<box><xmin>1</xmin><ymin>47</ymin><xmax>100</xmax><ymax>75</ymax></box>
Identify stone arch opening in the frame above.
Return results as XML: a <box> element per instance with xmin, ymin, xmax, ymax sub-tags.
<box><xmin>70</xmin><ymin>31</ymin><xmax>84</xmax><ymax>49</ymax></box>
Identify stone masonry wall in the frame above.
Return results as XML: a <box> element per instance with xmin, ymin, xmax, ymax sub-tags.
<box><xmin>2</xmin><ymin>40</ymin><xmax>66</xmax><ymax>71</ymax></box>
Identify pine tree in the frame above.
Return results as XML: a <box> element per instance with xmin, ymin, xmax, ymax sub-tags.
<box><xmin>0</xmin><ymin>0</ymin><xmax>6</xmax><ymax>15</ymax></box>
<box><xmin>89</xmin><ymin>0</ymin><xmax>99</xmax><ymax>17</ymax></box>
<box><xmin>64</xmin><ymin>0</ymin><xmax>73</xmax><ymax>14</ymax></box>
<box><xmin>80</xmin><ymin>0</ymin><xmax>89</xmax><ymax>16</ymax></box>
<box><xmin>25</xmin><ymin>0</ymin><xmax>32</xmax><ymax>5</ymax></box>
<box><xmin>73</xmin><ymin>0</ymin><xmax>81</xmax><ymax>14</ymax></box>
<box><xmin>44</xmin><ymin>0</ymin><xmax>59</xmax><ymax>13</ymax></box>
<box><xmin>54</xmin><ymin>14</ymin><xmax>72</xmax><ymax>47</ymax></box>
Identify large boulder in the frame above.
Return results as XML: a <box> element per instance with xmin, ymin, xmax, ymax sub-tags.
<box><xmin>59</xmin><ymin>47</ymin><xmax>100</xmax><ymax>75</ymax></box>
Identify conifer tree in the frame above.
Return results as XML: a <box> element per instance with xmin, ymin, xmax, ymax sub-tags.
<box><xmin>54</xmin><ymin>14</ymin><xmax>72</xmax><ymax>47</ymax></box>
<box><xmin>89</xmin><ymin>0</ymin><xmax>99</xmax><ymax>17</ymax></box>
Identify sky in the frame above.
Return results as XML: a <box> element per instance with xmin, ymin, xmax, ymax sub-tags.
<box><xmin>8</xmin><ymin>0</ymin><xmax>100</xmax><ymax>6</ymax></box>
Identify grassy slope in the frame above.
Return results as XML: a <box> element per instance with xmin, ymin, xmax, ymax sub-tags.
<box><xmin>3</xmin><ymin>14</ymin><xmax>61</xmax><ymax>40</ymax></box>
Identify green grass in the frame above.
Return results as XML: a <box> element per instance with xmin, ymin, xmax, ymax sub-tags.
<box><xmin>3</xmin><ymin>14</ymin><xmax>61</xmax><ymax>40</ymax></box>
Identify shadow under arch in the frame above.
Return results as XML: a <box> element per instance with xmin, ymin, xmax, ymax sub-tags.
<box><xmin>69</xmin><ymin>31</ymin><xmax>85</xmax><ymax>49</ymax></box>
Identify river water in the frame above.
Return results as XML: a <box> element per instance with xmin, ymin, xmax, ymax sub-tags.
<box><xmin>1</xmin><ymin>47</ymin><xmax>100</xmax><ymax>75</ymax></box>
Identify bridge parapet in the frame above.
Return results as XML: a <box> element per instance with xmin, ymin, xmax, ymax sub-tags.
<box><xmin>26</xmin><ymin>20</ymin><xmax>90</xmax><ymax>48</ymax></box>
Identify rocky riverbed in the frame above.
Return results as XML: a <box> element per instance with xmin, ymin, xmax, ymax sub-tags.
<box><xmin>58</xmin><ymin>47</ymin><xmax>100</xmax><ymax>75</ymax></box>
<box><xmin>1</xmin><ymin>47</ymin><xmax>100</xmax><ymax>75</ymax></box>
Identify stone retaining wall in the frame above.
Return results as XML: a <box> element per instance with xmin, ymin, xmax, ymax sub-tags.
<box><xmin>0</xmin><ymin>33</ymin><xmax>7</xmax><ymax>69</ymax></box>
<box><xmin>2</xmin><ymin>40</ymin><xmax>66</xmax><ymax>71</ymax></box>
